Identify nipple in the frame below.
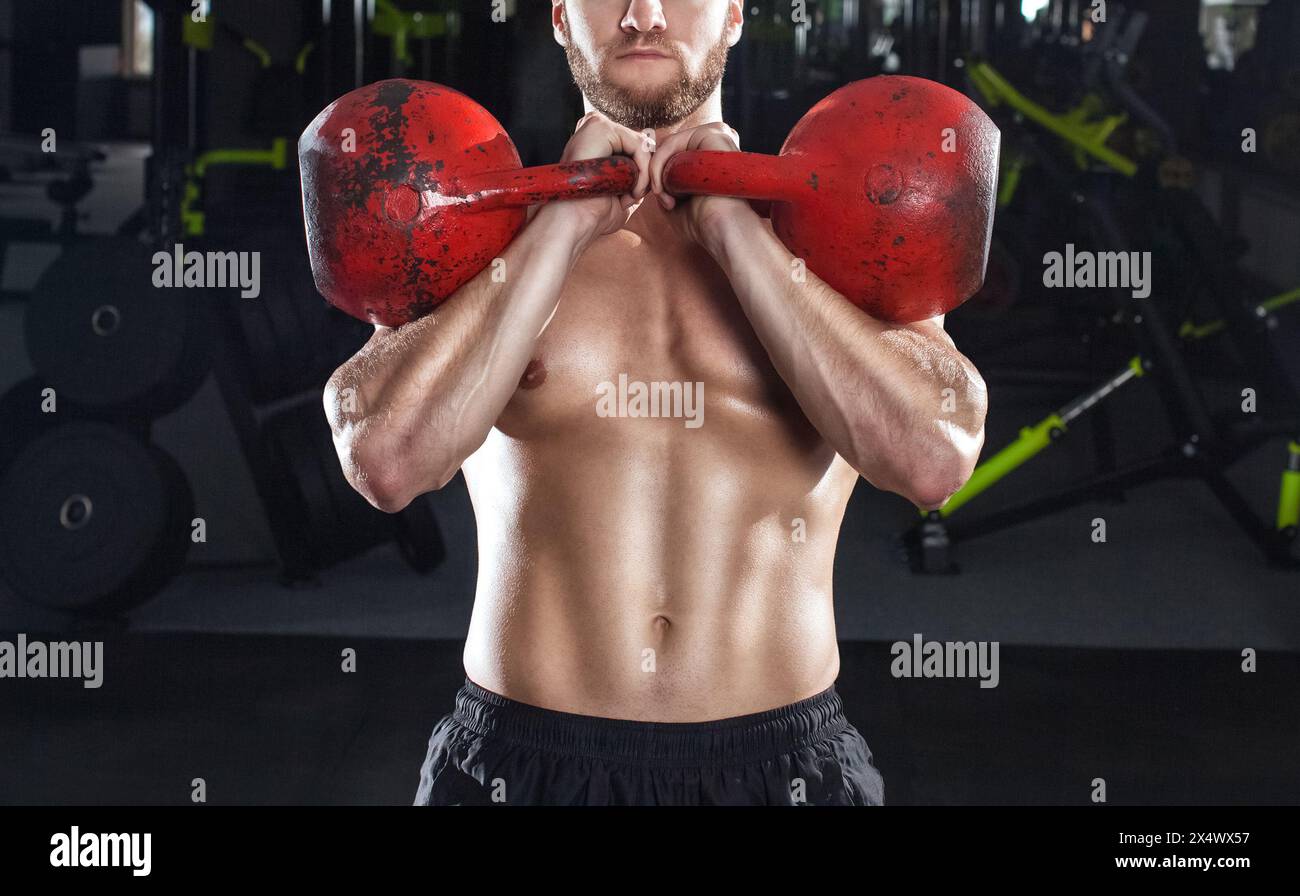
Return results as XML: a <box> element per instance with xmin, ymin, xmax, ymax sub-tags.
<box><xmin>519</xmin><ymin>358</ymin><xmax>547</xmax><ymax>390</ymax></box>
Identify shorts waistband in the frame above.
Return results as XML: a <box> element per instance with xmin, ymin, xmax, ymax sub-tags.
<box><xmin>451</xmin><ymin>678</ymin><xmax>850</xmax><ymax>766</ymax></box>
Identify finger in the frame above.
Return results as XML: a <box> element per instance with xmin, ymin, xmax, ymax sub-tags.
<box><xmin>631</xmin><ymin>128</ymin><xmax>657</xmax><ymax>199</ymax></box>
<box><xmin>691</xmin><ymin>128</ymin><xmax>739</xmax><ymax>153</ymax></box>
<box><xmin>648</xmin><ymin>131</ymin><xmax>689</xmax><ymax>199</ymax></box>
<box><xmin>596</xmin><ymin>121</ymin><xmax>654</xmax><ymax>199</ymax></box>
<box><xmin>560</xmin><ymin>112</ymin><xmax>604</xmax><ymax>162</ymax></box>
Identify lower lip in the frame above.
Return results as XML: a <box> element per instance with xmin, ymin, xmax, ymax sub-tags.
<box><xmin>620</xmin><ymin>53</ymin><xmax>670</xmax><ymax>61</ymax></box>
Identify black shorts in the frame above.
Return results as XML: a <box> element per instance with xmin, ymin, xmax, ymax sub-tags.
<box><xmin>414</xmin><ymin>678</ymin><xmax>885</xmax><ymax>806</ymax></box>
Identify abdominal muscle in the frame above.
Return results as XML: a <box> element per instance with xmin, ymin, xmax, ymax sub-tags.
<box><xmin>456</xmin><ymin>224</ymin><xmax>860</xmax><ymax>722</ymax></box>
<box><xmin>459</xmin><ymin>404</ymin><xmax>858</xmax><ymax>722</ymax></box>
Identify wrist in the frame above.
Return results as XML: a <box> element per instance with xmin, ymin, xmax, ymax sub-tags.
<box><xmin>699</xmin><ymin>200</ymin><xmax>763</xmax><ymax>259</ymax></box>
<box><xmin>531</xmin><ymin>201</ymin><xmax>603</xmax><ymax>257</ymax></box>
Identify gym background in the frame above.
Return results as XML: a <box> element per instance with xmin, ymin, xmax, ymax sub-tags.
<box><xmin>0</xmin><ymin>0</ymin><xmax>1296</xmax><ymax>806</ymax></box>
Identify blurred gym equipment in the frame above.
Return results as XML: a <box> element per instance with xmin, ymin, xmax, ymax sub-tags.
<box><xmin>909</xmin><ymin>4</ymin><xmax>1300</xmax><ymax>572</ymax></box>
<box><xmin>0</xmin><ymin>421</ymin><xmax>195</xmax><ymax>614</ymax></box>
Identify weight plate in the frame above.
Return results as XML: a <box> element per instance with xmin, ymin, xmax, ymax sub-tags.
<box><xmin>264</xmin><ymin>402</ymin><xmax>339</xmax><ymax>569</ymax></box>
<box><xmin>284</xmin><ymin>232</ymin><xmax>334</xmax><ymax>353</ymax></box>
<box><xmin>0</xmin><ymin>378</ymin><xmax>153</xmax><ymax>472</ymax></box>
<box><xmin>0</xmin><ymin>379</ymin><xmax>68</xmax><ymax>471</ymax></box>
<box><xmin>234</xmin><ymin>278</ymin><xmax>285</xmax><ymax>403</ymax></box>
<box><xmin>262</xmin><ymin>250</ymin><xmax>314</xmax><ymax>391</ymax></box>
<box><xmin>0</xmin><ymin>421</ymin><xmax>194</xmax><ymax>612</ymax></box>
<box><xmin>231</xmin><ymin>227</ymin><xmax>329</xmax><ymax>402</ymax></box>
<box><xmin>24</xmin><ymin>237</ymin><xmax>211</xmax><ymax>417</ymax></box>
<box><xmin>294</xmin><ymin>402</ymin><xmax>364</xmax><ymax>560</ymax></box>
<box><xmin>283</xmin><ymin>233</ymin><xmax>351</xmax><ymax>391</ymax></box>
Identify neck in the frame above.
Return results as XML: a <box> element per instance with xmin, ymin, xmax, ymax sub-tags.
<box><xmin>580</xmin><ymin>88</ymin><xmax>730</xmax><ymax>246</ymax></box>
<box><xmin>580</xmin><ymin>88</ymin><xmax>728</xmax><ymax>147</ymax></box>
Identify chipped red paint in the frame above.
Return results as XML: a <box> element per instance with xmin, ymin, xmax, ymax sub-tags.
<box><xmin>301</xmin><ymin>75</ymin><xmax>997</xmax><ymax>327</ymax></box>
<box><xmin>300</xmin><ymin>79</ymin><xmax>646</xmax><ymax>326</ymax></box>
<box><xmin>299</xmin><ymin>79</ymin><xmax>527</xmax><ymax>326</ymax></box>
<box><xmin>662</xmin><ymin>75</ymin><xmax>1000</xmax><ymax>323</ymax></box>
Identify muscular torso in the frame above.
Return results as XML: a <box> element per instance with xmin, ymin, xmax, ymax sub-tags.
<box><xmin>460</xmin><ymin>208</ymin><xmax>860</xmax><ymax>721</ymax></box>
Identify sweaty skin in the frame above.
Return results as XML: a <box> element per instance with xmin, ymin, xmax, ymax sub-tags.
<box><xmin>460</xmin><ymin>203</ymin><xmax>856</xmax><ymax>721</ymax></box>
<box><xmin>326</xmin><ymin>0</ymin><xmax>987</xmax><ymax>722</ymax></box>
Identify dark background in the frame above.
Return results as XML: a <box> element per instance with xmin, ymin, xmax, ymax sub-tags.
<box><xmin>0</xmin><ymin>0</ymin><xmax>1296</xmax><ymax>805</ymax></box>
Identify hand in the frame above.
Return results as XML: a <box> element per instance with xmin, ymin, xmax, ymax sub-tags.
<box><xmin>542</xmin><ymin>110</ymin><xmax>655</xmax><ymax>244</ymax></box>
<box><xmin>646</xmin><ymin>122</ymin><xmax>759</xmax><ymax>249</ymax></box>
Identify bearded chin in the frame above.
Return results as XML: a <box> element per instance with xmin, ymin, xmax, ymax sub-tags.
<box><xmin>566</xmin><ymin>37</ymin><xmax>729</xmax><ymax>131</ymax></box>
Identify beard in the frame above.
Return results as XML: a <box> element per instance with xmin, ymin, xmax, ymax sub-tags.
<box><xmin>564</xmin><ymin>27</ymin><xmax>730</xmax><ymax>131</ymax></box>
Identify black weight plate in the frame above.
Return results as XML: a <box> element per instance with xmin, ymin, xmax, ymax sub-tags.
<box><xmin>0</xmin><ymin>378</ymin><xmax>153</xmax><ymax>472</ymax></box>
<box><xmin>254</xmin><ymin>415</ymin><xmax>315</xmax><ymax>579</ymax></box>
<box><xmin>295</xmin><ymin>405</ymin><xmax>364</xmax><ymax>561</ymax></box>
<box><xmin>283</xmin><ymin>231</ymin><xmax>334</xmax><ymax>355</ymax></box>
<box><xmin>24</xmin><ymin>237</ymin><xmax>210</xmax><ymax>416</ymax></box>
<box><xmin>169</xmin><ymin>286</ymin><xmax>215</xmax><ymax>410</ymax></box>
<box><xmin>0</xmin><ymin>379</ymin><xmax>67</xmax><ymax>471</ymax></box>
<box><xmin>280</xmin><ymin>230</ymin><xmax>350</xmax><ymax>391</ymax></box>
<box><xmin>136</xmin><ymin>442</ymin><xmax>196</xmax><ymax>609</ymax></box>
<box><xmin>0</xmin><ymin>421</ymin><xmax>194</xmax><ymax>612</ymax></box>
<box><xmin>264</xmin><ymin>403</ymin><xmax>339</xmax><ymax>569</ymax></box>
<box><xmin>230</xmin><ymin>228</ymin><xmax>318</xmax><ymax>402</ymax></box>
<box><xmin>262</xmin><ymin>251</ymin><xmax>314</xmax><ymax>392</ymax></box>
<box><xmin>233</xmin><ymin>279</ymin><xmax>286</xmax><ymax>403</ymax></box>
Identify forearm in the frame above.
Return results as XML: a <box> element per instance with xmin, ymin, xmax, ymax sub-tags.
<box><xmin>327</xmin><ymin>202</ymin><xmax>592</xmax><ymax>504</ymax></box>
<box><xmin>706</xmin><ymin>211</ymin><xmax>987</xmax><ymax>505</ymax></box>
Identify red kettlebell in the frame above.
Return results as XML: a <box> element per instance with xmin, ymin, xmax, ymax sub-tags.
<box><xmin>300</xmin><ymin>76</ymin><xmax>999</xmax><ymax>326</ymax></box>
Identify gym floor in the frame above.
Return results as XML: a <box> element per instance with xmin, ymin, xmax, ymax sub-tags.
<box><xmin>2</xmin><ymin>635</ymin><xmax>1295</xmax><ymax>805</ymax></box>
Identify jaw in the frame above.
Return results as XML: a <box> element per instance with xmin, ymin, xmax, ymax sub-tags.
<box><xmin>602</xmin><ymin>55</ymin><xmax>686</xmax><ymax>98</ymax></box>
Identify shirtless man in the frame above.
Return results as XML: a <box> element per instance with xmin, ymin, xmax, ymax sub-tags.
<box><xmin>324</xmin><ymin>0</ymin><xmax>987</xmax><ymax>806</ymax></box>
